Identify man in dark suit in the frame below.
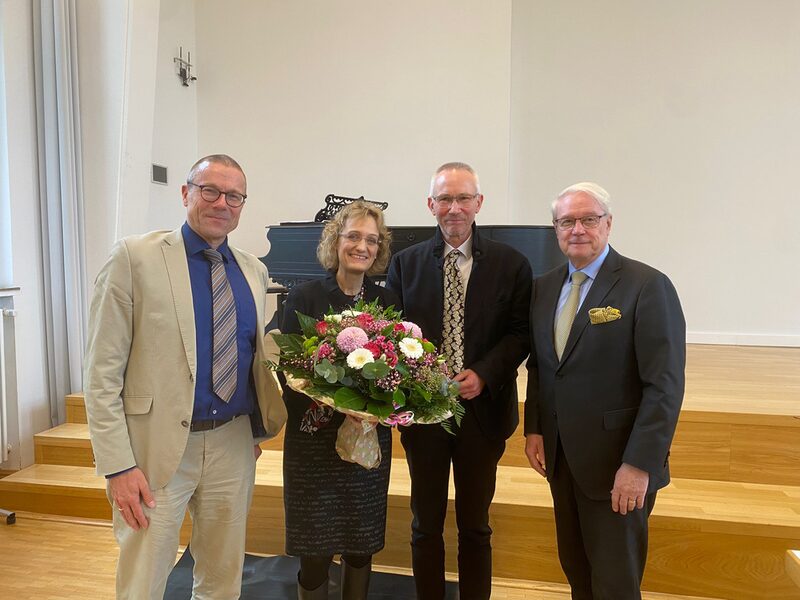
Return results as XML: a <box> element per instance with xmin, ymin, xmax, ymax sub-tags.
<box><xmin>524</xmin><ymin>182</ymin><xmax>685</xmax><ymax>599</ymax></box>
<box><xmin>386</xmin><ymin>162</ymin><xmax>532</xmax><ymax>599</ymax></box>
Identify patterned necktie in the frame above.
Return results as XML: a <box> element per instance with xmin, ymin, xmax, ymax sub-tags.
<box><xmin>442</xmin><ymin>250</ymin><xmax>465</xmax><ymax>375</ymax></box>
<box><xmin>554</xmin><ymin>271</ymin><xmax>588</xmax><ymax>360</ymax></box>
<box><xmin>203</xmin><ymin>249</ymin><xmax>238</xmax><ymax>402</ymax></box>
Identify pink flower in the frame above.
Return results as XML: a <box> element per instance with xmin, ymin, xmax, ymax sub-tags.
<box><xmin>384</xmin><ymin>349</ymin><xmax>398</xmax><ymax>367</ymax></box>
<box><xmin>316</xmin><ymin>342</ymin><xmax>334</xmax><ymax>360</ymax></box>
<box><xmin>371</xmin><ymin>319</ymin><xmax>393</xmax><ymax>333</ymax></box>
<box><xmin>336</xmin><ymin>326</ymin><xmax>369</xmax><ymax>353</ymax></box>
<box><xmin>401</xmin><ymin>321</ymin><xmax>423</xmax><ymax>339</ymax></box>
<box><xmin>315</xmin><ymin>321</ymin><xmax>328</xmax><ymax>336</ymax></box>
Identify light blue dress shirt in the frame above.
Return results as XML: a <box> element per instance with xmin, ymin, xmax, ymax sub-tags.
<box><xmin>553</xmin><ymin>244</ymin><xmax>611</xmax><ymax>331</ymax></box>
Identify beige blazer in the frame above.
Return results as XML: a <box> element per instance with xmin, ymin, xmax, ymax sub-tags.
<box><xmin>84</xmin><ymin>228</ymin><xmax>287</xmax><ymax>490</ymax></box>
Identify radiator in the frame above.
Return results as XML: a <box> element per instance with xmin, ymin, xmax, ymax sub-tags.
<box><xmin>0</xmin><ymin>307</ymin><xmax>16</xmax><ymax>463</ymax></box>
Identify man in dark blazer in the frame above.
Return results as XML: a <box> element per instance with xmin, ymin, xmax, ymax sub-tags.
<box><xmin>524</xmin><ymin>182</ymin><xmax>685</xmax><ymax>599</ymax></box>
<box><xmin>386</xmin><ymin>162</ymin><xmax>532</xmax><ymax>600</ymax></box>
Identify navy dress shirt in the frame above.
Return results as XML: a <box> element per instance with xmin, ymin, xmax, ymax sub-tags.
<box><xmin>182</xmin><ymin>222</ymin><xmax>258</xmax><ymax>422</ymax></box>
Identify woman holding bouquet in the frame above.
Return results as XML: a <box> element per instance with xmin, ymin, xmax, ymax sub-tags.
<box><xmin>279</xmin><ymin>201</ymin><xmax>400</xmax><ymax>599</ymax></box>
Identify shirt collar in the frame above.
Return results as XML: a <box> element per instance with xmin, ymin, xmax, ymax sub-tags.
<box><xmin>568</xmin><ymin>243</ymin><xmax>609</xmax><ymax>281</ymax></box>
<box><xmin>182</xmin><ymin>222</ymin><xmax>233</xmax><ymax>261</ymax></box>
<box><xmin>444</xmin><ymin>235</ymin><xmax>473</xmax><ymax>260</ymax></box>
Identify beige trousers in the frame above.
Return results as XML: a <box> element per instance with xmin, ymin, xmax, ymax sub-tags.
<box><xmin>110</xmin><ymin>415</ymin><xmax>256</xmax><ymax>600</ymax></box>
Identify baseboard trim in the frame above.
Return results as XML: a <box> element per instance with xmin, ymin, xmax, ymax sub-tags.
<box><xmin>687</xmin><ymin>332</ymin><xmax>800</xmax><ymax>347</ymax></box>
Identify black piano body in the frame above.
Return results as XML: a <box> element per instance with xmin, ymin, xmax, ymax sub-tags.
<box><xmin>262</xmin><ymin>223</ymin><xmax>566</xmax><ymax>289</ymax></box>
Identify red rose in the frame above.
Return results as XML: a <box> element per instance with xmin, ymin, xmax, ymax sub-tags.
<box><xmin>315</xmin><ymin>321</ymin><xmax>328</xmax><ymax>336</ymax></box>
<box><xmin>356</xmin><ymin>313</ymin><xmax>374</xmax><ymax>328</ymax></box>
<box><xmin>363</xmin><ymin>341</ymin><xmax>382</xmax><ymax>359</ymax></box>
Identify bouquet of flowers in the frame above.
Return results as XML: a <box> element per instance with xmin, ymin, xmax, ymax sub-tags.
<box><xmin>267</xmin><ymin>298</ymin><xmax>463</xmax><ymax>468</ymax></box>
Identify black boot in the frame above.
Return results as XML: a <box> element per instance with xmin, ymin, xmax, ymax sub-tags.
<box><xmin>340</xmin><ymin>557</ymin><xmax>371</xmax><ymax>600</ymax></box>
<box><xmin>297</xmin><ymin>575</ymin><xmax>328</xmax><ymax>600</ymax></box>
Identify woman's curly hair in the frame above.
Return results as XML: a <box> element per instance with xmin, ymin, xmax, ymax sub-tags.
<box><xmin>316</xmin><ymin>201</ymin><xmax>392</xmax><ymax>276</ymax></box>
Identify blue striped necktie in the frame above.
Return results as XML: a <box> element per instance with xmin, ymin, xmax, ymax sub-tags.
<box><xmin>203</xmin><ymin>249</ymin><xmax>238</xmax><ymax>402</ymax></box>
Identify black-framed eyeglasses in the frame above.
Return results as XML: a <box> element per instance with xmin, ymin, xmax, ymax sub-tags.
<box><xmin>553</xmin><ymin>213</ymin><xmax>607</xmax><ymax>231</ymax></box>
<box><xmin>187</xmin><ymin>182</ymin><xmax>247</xmax><ymax>208</ymax></box>
<box><xmin>432</xmin><ymin>193</ymin><xmax>479</xmax><ymax>208</ymax></box>
<box><xmin>339</xmin><ymin>232</ymin><xmax>380</xmax><ymax>247</ymax></box>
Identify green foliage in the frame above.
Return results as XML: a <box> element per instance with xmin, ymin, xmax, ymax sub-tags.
<box><xmin>296</xmin><ymin>311</ymin><xmax>319</xmax><ymax>338</ymax></box>
<box><xmin>361</xmin><ymin>360</ymin><xmax>390</xmax><ymax>380</ymax></box>
<box><xmin>334</xmin><ymin>387</ymin><xmax>368</xmax><ymax>410</ymax></box>
<box><xmin>271</xmin><ymin>332</ymin><xmax>304</xmax><ymax>356</ymax></box>
<box><xmin>314</xmin><ymin>358</ymin><xmax>344</xmax><ymax>384</ymax></box>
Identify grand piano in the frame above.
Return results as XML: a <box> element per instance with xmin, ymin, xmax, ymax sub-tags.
<box><xmin>262</xmin><ymin>223</ymin><xmax>565</xmax><ymax>288</ymax></box>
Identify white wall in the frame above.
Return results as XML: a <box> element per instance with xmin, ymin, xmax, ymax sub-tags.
<box><xmin>2</xmin><ymin>0</ymin><xmax>50</xmax><ymax>468</ymax></box>
<box><xmin>194</xmin><ymin>0</ymin><xmax>514</xmax><ymax>257</ymax></box>
<box><xmin>78</xmin><ymin>0</ymin><xmax>198</xmax><ymax>281</ymax></box>
<box><xmin>149</xmin><ymin>0</ymin><xmax>198</xmax><ymax>229</ymax></box>
<box><xmin>77</xmin><ymin>0</ymin><xmax>129</xmax><ymax>283</ymax></box>
<box><xmin>509</xmin><ymin>0</ymin><xmax>800</xmax><ymax>344</ymax></box>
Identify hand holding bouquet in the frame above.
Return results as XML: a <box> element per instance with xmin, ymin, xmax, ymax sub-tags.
<box><xmin>267</xmin><ymin>299</ymin><xmax>463</xmax><ymax>468</ymax></box>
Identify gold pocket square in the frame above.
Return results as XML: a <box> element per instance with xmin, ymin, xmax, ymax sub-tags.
<box><xmin>589</xmin><ymin>306</ymin><xmax>622</xmax><ymax>325</ymax></box>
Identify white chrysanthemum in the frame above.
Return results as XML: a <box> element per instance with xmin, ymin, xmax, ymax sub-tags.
<box><xmin>340</xmin><ymin>310</ymin><xmax>363</xmax><ymax>317</ymax></box>
<box><xmin>398</xmin><ymin>337</ymin><xmax>424</xmax><ymax>359</ymax></box>
<box><xmin>346</xmin><ymin>348</ymin><xmax>375</xmax><ymax>369</ymax></box>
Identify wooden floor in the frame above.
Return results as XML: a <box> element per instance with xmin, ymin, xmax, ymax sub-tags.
<box><xmin>1</xmin><ymin>344</ymin><xmax>798</xmax><ymax>599</ymax></box>
<box><xmin>0</xmin><ymin>512</ymin><xmax>719</xmax><ymax>600</ymax></box>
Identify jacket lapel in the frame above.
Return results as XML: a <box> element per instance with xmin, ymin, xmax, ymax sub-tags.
<box><xmin>231</xmin><ymin>247</ymin><xmax>265</xmax><ymax>331</ymax></box>
<box><xmin>162</xmin><ymin>228</ymin><xmax>197</xmax><ymax>378</ymax></box>
<box><xmin>558</xmin><ymin>247</ymin><xmax>621</xmax><ymax>367</ymax></box>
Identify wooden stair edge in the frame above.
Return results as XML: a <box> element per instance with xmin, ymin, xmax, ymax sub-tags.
<box><xmin>64</xmin><ymin>390</ymin><xmax>800</xmax><ymax>426</ymax></box>
<box><xmin>787</xmin><ymin>550</ymin><xmax>800</xmax><ymax>589</ymax></box>
<box><xmin>4</xmin><ymin>453</ymin><xmax>799</xmax><ymax>539</ymax></box>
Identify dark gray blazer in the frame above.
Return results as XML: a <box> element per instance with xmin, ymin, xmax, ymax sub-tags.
<box><xmin>524</xmin><ymin>246</ymin><xmax>686</xmax><ymax>499</ymax></box>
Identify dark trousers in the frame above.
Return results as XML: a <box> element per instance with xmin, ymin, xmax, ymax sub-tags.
<box><xmin>400</xmin><ymin>404</ymin><xmax>505</xmax><ymax>600</ymax></box>
<box><xmin>550</xmin><ymin>440</ymin><xmax>656</xmax><ymax>600</ymax></box>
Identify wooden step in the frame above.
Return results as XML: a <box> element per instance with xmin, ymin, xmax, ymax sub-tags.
<box><xmin>65</xmin><ymin>393</ymin><xmax>87</xmax><ymax>424</ymax></box>
<box><xmin>0</xmin><ymin>513</ymin><xmax>723</xmax><ymax>600</ymax></box>
<box><xmin>34</xmin><ymin>423</ymin><xmax>95</xmax><ymax>467</ymax></box>
<box><xmin>788</xmin><ymin>550</ymin><xmax>800</xmax><ymax>590</ymax></box>
<box><xmin>2</xmin><ymin>451</ymin><xmax>798</xmax><ymax>598</ymax></box>
<box><xmin>56</xmin><ymin>394</ymin><xmax>800</xmax><ymax>487</ymax></box>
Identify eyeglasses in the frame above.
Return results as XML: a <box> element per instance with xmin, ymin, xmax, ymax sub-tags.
<box><xmin>432</xmin><ymin>194</ymin><xmax>479</xmax><ymax>208</ymax></box>
<box><xmin>187</xmin><ymin>182</ymin><xmax>247</xmax><ymax>208</ymax></box>
<box><xmin>553</xmin><ymin>214</ymin><xmax>607</xmax><ymax>231</ymax></box>
<box><xmin>340</xmin><ymin>232</ymin><xmax>380</xmax><ymax>247</ymax></box>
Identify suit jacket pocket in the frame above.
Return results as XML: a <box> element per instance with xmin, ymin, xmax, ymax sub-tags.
<box><xmin>122</xmin><ymin>395</ymin><xmax>153</xmax><ymax>415</ymax></box>
<box><xmin>603</xmin><ymin>406</ymin><xmax>638</xmax><ymax>430</ymax></box>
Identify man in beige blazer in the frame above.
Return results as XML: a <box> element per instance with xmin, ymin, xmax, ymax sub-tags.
<box><xmin>84</xmin><ymin>154</ymin><xmax>286</xmax><ymax>599</ymax></box>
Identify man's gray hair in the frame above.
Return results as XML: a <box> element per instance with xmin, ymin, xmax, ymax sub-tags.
<box><xmin>429</xmin><ymin>161</ymin><xmax>482</xmax><ymax>197</ymax></box>
<box><xmin>552</xmin><ymin>182</ymin><xmax>612</xmax><ymax>218</ymax></box>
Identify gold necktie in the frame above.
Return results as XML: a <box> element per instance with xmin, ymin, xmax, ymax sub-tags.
<box><xmin>554</xmin><ymin>271</ymin><xmax>588</xmax><ymax>360</ymax></box>
<box><xmin>442</xmin><ymin>250</ymin><xmax>464</xmax><ymax>374</ymax></box>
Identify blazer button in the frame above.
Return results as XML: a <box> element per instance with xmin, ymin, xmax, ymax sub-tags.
<box><xmin>181</xmin><ymin>420</ymin><xmax>190</xmax><ymax>428</ymax></box>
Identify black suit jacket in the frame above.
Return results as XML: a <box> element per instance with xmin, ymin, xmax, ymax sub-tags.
<box><xmin>386</xmin><ymin>224</ymin><xmax>532</xmax><ymax>440</ymax></box>
<box><xmin>524</xmin><ymin>246</ymin><xmax>686</xmax><ymax>500</ymax></box>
